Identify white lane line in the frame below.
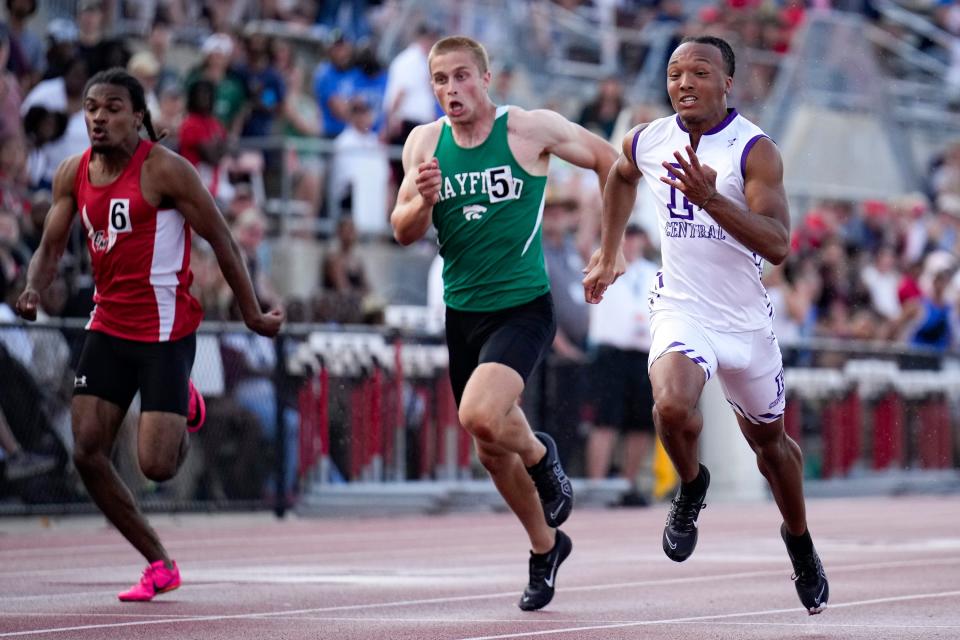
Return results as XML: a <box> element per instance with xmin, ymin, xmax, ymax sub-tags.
<box><xmin>0</xmin><ymin>612</ymin><xmax>217</xmax><ymax>619</ymax></box>
<box><xmin>3</xmin><ymin>542</ymin><xmax>676</xmax><ymax>579</ymax></box>
<box><xmin>4</xmin><ymin>588</ymin><xmax>960</xmax><ymax>639</ymax></box>
<box><xmin>0</xmin><ymin>544</ymin><xmax>522</xmax><ymax>580</ymax></box>
<box><xmin>3</xmin><ymin>553</ymin><xmax>959</xmax><ymax>600</ymax></box>
<box><xmin>13</xmin><ymin>614</ymin><xmax>957</xmax><ymax>629</ymax></box>
<box><xmin>455</xmin><ymin>589</ymin><xmax>960</xmax><ymax>640</ymax></box>
<box><xmin>1</xmin><ymin>554</ymin><xmax>958</xmax><ymax>609</ymax></box>
<box><xmin>559</xmin><ymin>555</ymin><xmax>960</xmax><ymax>596</ymax></box>
<box><xmin>461</xmin><ymin>591</ymin><xmax>960</xmax><ymax>640</ymax></box>
<box><xmin>1</xmin><ymin>559</ymin><xmax>958</xmax><ymax>637</ymax></box>
<box><xmin>0</xmin><ymin>583</ymin><xmax>230</xmax><ymax>602</ymax></box>
<box><xmin>5</xmin><ymin>534</ymin><xmax>960</xmax><ymax>578</ymax></box>
<box><xmin>0</xmin><ymin>591</ymin><xmax>528</xmax><ymax>638</ymax></box>
<box><xmin>0</xmin><ymin>522</ymin><xmax>532</xmax><ymax>560</ymax></box>
<box><xmin>680</xmin><ymin>621</ymin><xmax>960</xmax><ymax>630</ymax></box>
<box><xmin>244</xmin><ymin>615</ymin><xmax>960</xmax><ymax>628</ymax></box>
<box><xmin>248</xmin><ymin>616</ymin><xmax>577</xmax><ymax>624</ymax></box>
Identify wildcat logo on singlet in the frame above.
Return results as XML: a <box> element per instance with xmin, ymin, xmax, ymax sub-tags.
<box><xmin>436</xmin><ymin>165</ymin><xmax>524</xmax><ymax>204</ymax></box>
<box><xmin>463</xmin><ymin>204</ymin><xmax>486</xmax><ymax>221</ymax></box>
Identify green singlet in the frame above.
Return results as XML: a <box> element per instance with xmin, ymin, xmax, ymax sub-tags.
<box><xmin>431</xmin><ymin>106</ymin><xmax>549</xmax><ymax>312</ymax></box>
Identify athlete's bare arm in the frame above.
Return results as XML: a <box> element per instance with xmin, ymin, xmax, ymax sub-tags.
<box><xmin>508</xmin><ymin>107</ymin><xmax>618</xmax><ymax>269</ymax></box>
<box><xmin>390</xmin><ymin>122</ymin><xmax>443</xmax><ymax>246</ymax></box>
<box><xmin>509</xmin><ymin>108</ymin><xmax>617</xmax><ymax>190</ymax></box>
<box><xmin>661</xmin><ymin>138</ymin><xmax>789</xmax><ymax>265</ymax></box>
<box><xmin>582</xmin><ymin>124</ymin><xmax>646</xmax><ymax>304</ymax></box>
<box><xmin>15</xmin><ymin>156</ymin><xmax>82</xmax><ymax>321</ymax></box>
<box><xmin>147</xmin><ymin>147</ymin><xmax>284</xmax><ymax>337</ymax></box>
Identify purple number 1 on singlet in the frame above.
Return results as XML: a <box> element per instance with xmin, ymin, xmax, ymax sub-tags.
<box><xmin>666</xmin><ymin>163</ymin><xmax>694</xmax><ymax>220</ymax></box>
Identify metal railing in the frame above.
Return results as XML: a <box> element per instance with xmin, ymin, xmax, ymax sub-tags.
<box><xmin>3</xmin><ymin>317</ymin><xmax>956</xmax><ymax>516</ymax></box>
<box><xmin>0</xmin><ymin>319</ymin><xmax>453</xmax><ymax>516</ymax></box>
<box><xmin>225</xmin><ymin>135</ymin><xmax>402</xmax><ymax>238</ymax></box>
<box><xmin>762</xmin><ymin>11</ymin><xmax>936</xmax><ymax>200</ymax></box>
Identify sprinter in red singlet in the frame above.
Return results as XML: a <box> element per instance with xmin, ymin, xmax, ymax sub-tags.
<box><xmin>15</xmin><ymin>69</ymin><xmax>284</xmax><ymax>602</ymax></box>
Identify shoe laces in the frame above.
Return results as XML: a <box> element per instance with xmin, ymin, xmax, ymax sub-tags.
<box><xmin>137</xmin><ymin>566</ymin><xmax>155</xmax><ymax>587</ymax></box>
<box><xmin>666</xmin><ymin>494</ymin><xmax>706</xmax><ymax>533</ymax></box>
<box><xmin>528</xmin><ymin>551</ymin><xmax>552</xmax><ymax>584</ymax></box>
<box><xmin>531</xmin><ymin>463</ymin><xmax>561</xmax><ymax>502</ymax></box>
<box><xmin>789</xmin><ymin>551</ymin><xmax>824</xmax><ymax>587</ymax></box>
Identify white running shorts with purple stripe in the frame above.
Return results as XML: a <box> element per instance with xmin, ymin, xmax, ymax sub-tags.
<box><xmin>648</xmin><ymin>310</ymin><xmax>786</xmax><ymax>424</ymax></box>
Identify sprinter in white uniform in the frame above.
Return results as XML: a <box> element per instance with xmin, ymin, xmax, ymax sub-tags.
<box><xmin>583</xmin><ymin>36</ymin><xmax>829</xmax><ymax>615</ymax></box>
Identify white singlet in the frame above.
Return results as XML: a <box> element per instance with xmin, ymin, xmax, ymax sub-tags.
<box><xmin>633</xmin><ymin>109</ymin><xmax>773</xmax><ymax>333</ymax></box>
<box><xmin>633</xmin><ymin>109</ymin><xmax>786</xmax><ymax>423</ymax></box>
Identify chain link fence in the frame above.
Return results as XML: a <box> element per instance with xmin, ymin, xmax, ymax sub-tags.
<box><xmin>0</xmin><ymin>320</ymin><xmax>457</xmax><ymax>516</ymax></box>
<box><xmin>2</xmin><ymin>321</ymin><xmax>959</xmax><ymax>515</ymax></box>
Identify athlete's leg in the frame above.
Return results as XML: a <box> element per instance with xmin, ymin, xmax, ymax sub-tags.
<box><xmin>71</xmin><ymin>396</ymin><xmax>171</xmax><ymax>565</ymax></box>
<box><xmin>649</xmin><ymin>352</ymin><xmax>706</xmax><ymax>483</ymax></box>
<box><xmin>459</xmin><ymin>363</ymin><xmax>545</xmax><ymax>465</ymax></box>
<box><xmin>737</xmin><ymin>415</ymin><xmax>806</xmax><ymax>535</ymax></box>
<box><xmin>475</xmin><ymin>438</ymin><xmax>554</xmax><ymax>553</ymax></box>
<box><xmin>137</xmin><ymin>412</ymin><xmax>189</xmax><ymax>483</ymax></box>
<box><xmin>737</xmin><ymin>412</ymin><xmax>827</xmax><ymax>614</ymax></box>
<box><xmin>720</xmin><ymin>326</ymin><xmax>804</xmax><ymax>532</ymax></box>
<box><xmin>648</xmin><ymin>316</ymin><xmax>718</xmax><ymax>560</ymax></box>
<box><xmin>71</xmin><ymin>331</ymin><xmax>172</xmax><ymax>564</ymax></box>
<box><xmin>450</xmin><ymin>297</ymin><xmax>572</xmax><ymax>610</ymax></box>
<box><xmin>137</xmin><ymin>332</ymin><xmax>196</xmax><ymax>486</ymax></box>
<box><xmin>459</xmin><ymin>363</ymin><xmax>553</xmax><ymax>552</ymax></box>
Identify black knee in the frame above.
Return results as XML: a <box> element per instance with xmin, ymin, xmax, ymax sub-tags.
<box><xmin>141</xmin><ymin>459</ymin><xmax>177</xmax><ymax>483</ymax></box>
<box><xmin>72</xmin><ymin>447</ymin><xmax>102</xmax><ymax>474</ymax></box>
<box><xmin>72</xmin><ymin>434</ymin><xmax>107</xmax><ymax>475</ymax></box>
<box><xmin>653</xmin><ymin>394</ymin><xmax>695</xmax><ymax>429</ymax></box>
<box><xmin>751</xmin><ymin>429</ymin><xmax>791</xmax><ymax>463</ymax></box>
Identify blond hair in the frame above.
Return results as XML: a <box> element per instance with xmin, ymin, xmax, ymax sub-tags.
<box><xmin>428</xmin><ymin>36</ymin><xmax>489</xmax><ymax>75</ymax></box>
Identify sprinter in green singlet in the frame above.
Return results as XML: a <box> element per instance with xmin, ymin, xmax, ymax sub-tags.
<box><xmin>391</xmin><ymin>36</ymin><xmax>616</xmax><ymax>611</ymax></box>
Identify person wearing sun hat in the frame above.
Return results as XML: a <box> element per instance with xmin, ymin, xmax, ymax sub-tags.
<box><xmin>184</xmin><ymin>33</ymin><xmax>247</xmax><ymax>136</ymax></box>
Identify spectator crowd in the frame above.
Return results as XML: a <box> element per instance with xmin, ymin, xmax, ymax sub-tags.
<box><xmin>1</xmin><ymin>0</ymin><xmax>959</xmax><ymax>504</ymax></box>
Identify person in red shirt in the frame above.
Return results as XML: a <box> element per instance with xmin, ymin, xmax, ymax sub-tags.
<box><xmin>15</xmin><ymin>68</ymin><xmax>283</xmax><ymax>602</ymax></box>
<box><xmin>178</xmin><ymin>79</ymin><xmax>231</xmax><ymax>202</ymax></box>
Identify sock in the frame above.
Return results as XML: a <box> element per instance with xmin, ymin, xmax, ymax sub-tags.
<box><xmin>784</xmin><ymin>527</ymin><xmax>814</xmax><ymax>556</ymax></box>
<box><xmin>680</xmin><ymin>463</ymin><xmax>707</xmax><ymax>497</ymax></box>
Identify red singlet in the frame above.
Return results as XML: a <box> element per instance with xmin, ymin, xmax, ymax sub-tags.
<box><xmin>74</xmin><ymin>140</ymin><xmax>202</xmax><ymax>342</ymax></box>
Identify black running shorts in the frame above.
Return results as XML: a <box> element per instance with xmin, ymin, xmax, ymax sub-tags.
<box><xmin>591</xmin><ymin>345</ymin><xmax>654</xmax><ymax>432</ymax></box>
<box><xmin>445</xmin><ymin>292</ymin><xmax>556</xmax><ymax>406</ymax></box>
<box><xmin>73</xmin><ymin>330</ymin><xmax>196</xmax><ymax>415</ymax></box>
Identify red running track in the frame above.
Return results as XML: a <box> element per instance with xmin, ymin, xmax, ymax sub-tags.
<box><xmin>1</xmin><ymin>496</ymin><xmax>959</xmax><ymax>639</ymax></box>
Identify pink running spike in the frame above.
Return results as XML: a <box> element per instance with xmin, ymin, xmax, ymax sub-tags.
<box><xmin>117</xmin><ymin>560</ymin><xmax>180</xmax><ymax>602</ymax></box>
<box><xmin>186</xmin><ymin>381</ymin><xmax>206</xmax><ymax>433</ymax></box>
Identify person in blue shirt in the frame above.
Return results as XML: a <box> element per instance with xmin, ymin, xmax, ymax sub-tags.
<box><xmin>313</xmin><ymin>32</ymin><xmax>359</xmax><ymax>138</ymax></box>
<box><xmin>351</xmin><ymin>45</ymin><xmax>387</xmax><ymax>133</ymax></box>
<box><xmin>907</xmin><ymin>268</ymin><xmax>953</xmax><ymax>351</ymax></box>
<box><xmin>239</xmin><ymin>33</ymin><xmax>285</xmax><ymax>138</ymax></box>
